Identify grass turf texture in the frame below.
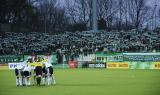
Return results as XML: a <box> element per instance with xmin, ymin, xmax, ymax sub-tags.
<box><xmin>0</xmin><ymin>69</ymin><xmax>160</xmax><ymax>95</ymax></box>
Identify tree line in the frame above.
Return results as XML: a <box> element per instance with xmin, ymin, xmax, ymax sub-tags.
<box><xmin>0</xmin><ymin>0</ymin><xmax>160</xmax><ymax>32</ymax></box>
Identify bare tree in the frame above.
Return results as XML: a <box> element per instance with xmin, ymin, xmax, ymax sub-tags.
<box><xmin>127</xmin><ymin>0</ymin><xmax>149</xmax><ymax>30</ymax></box>
<box><xmin>36</xmin><ymin>0</ymin><xmax>67</xmax><ymax>32</ymax></box>
<box><xmin>65</xmin><ymin>0</ymin><xmax>92</xmax><ymax>25</ymax></box>
<box><xmin>97</xmin><ymin>0</ymin><xmax>119</xmax><ymax>30</ymax></box>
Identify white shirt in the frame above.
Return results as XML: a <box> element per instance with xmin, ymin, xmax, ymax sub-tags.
<box><xmin>23</xmin><ymin>65</ymin><xmax>31</xmax><ymax>72</ymax></box>
<box><xmin>43</xmin><ymin>62</ymin><xmax>52</xmax><ymax>68</ymax></box>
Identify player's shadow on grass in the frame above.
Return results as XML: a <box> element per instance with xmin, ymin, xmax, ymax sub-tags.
<box><xmin>57</xmin><ymin>83</ymin><xmax>108</xmax><ymax>87</ymax></box>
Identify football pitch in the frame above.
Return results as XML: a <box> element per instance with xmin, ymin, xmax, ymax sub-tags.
<box><xmin>0</xmin><ymin>69</ymin><xmax>160</xmax><ymax>95</ymax></box>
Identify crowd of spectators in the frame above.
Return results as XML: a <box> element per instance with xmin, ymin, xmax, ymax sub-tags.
<box><xmin>0</xmin><ymin>29</ymin><xmax>159</xmax><ymax>55</ymax></box>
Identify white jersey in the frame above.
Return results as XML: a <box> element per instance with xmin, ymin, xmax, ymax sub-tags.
<box><xmin>23</xmin><ymin>65</ymin><xmax>31</xmax><ymax>72</ymax></box>
<box><xmin>41</xmin><ymin>59</ymin><xmax>52</xmax><ymax>68</ymax></box>
<box><xmin>43</xmin><ymin>62</ymin><xmax>52</xmax><ymax>68</ymax></box>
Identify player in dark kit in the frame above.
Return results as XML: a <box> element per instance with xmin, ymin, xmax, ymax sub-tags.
<box><xmin>35</xmin><ymin>66</ymin><xmax>43</xmax><ymax>86</ymax></box>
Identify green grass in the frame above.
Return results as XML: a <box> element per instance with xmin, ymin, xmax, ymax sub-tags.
<box><xmin>0</xmin><ymin>69</ymin><xmax>160</xmax><ymax>95</ymax></box>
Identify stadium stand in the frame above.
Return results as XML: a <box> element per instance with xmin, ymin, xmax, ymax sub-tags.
<box><xmin>0</xmin><ymin>30</ymin><xmax>159</xmax><ymax>55</ymax></box>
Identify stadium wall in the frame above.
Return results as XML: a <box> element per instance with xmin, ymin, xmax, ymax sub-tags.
<box><xmin>1</xmin><ymin>52</ymin><xmax>160</xmax><ymax>69</ymax></box>
<box><xmin>95</xmin><ymin>52</ymin><xmax>160</xmax><ymax>69</ymax></box>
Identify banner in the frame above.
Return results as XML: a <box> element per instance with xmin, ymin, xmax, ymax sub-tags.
<box><xmin>88</xmin><ymin>64</ymin><xmax>95</xmax><ymax>68</ymax></box>
<box><xmin>88</xmin><ymin>63</ymin><xmax>106</xmax><ymax>68</ymax></box>
<box><xmin>123</xmin><ymin>53</ymin><xmax>160</xmax><ymax>62</ymax></box>
<box><xmin>95</xmin><ymin>63</ymin><xmax>106</xmax><ymax>68</ymax></box>
<box><xmin>8</xmin><ymin>63</ymin><xmax>24</xmax><ymax>69</ymax></box>
<box><xmin>129</xmin><ymin>62</ymin><xmax>151</xmax><ymax>69</ymax></box>
<box><xmin>96</xmin><ymin>52</ymin><xmax>160</xmax><ymax>62</ymax></box>
<box><xmin>107</xmin><ymin>62</ymin><xmax>129</xmax><ymax>69</ymax></box>
<box><xmin>0</xmin><ymin>55</ymin><xmax>24</xmax><ymax>63</ymax></box>
<box><xmin>128</xmin><ymin>62</ymin><xmax>160</xmax><ymax>69</ymax></box>
<box><xmin>96</xmin><ymin>53</ymin><xmax>123</xmax><ymax>62</ymax></box>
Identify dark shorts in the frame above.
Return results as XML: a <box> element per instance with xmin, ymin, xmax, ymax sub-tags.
<box><xmin>35</xmin><ymin>66</ymin><xmax>43</xmax><ymax>76</ymax></box>
<box><xmin>42</xmin><ymin>67</ymin><xmax>47</xmax><ymax>74</ymax></box>
<box><xmin>21</xmin><ymin>71</ymin><xmax>24</xmax><ymax>77</ymax></box>
<box><xmin>24</xmin><ymin>71</ymin><xmax>30</xmax><ymax>77</ymax></box>
<box><xmin>48</xmin><ymin>66</ymin><xmax>53</xmax><ymax>75</ymax></box>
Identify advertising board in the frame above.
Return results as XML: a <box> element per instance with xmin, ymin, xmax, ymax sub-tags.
<box><xmin>107</xmin><ymin>62</ymin><xmax>129</xmax><ymax>69</ymax></box>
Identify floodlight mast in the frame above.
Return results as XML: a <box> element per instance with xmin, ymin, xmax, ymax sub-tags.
<box><xmin>92</xmin><ymin>0</ymin><xmax>97</xmax><ymax>32</ymax></box>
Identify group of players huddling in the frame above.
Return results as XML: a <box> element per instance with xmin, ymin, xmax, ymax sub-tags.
<box><xmin>15</xmin><ymin>56</ymin><xmax>56</xmax><ymax>86</ymax></box>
